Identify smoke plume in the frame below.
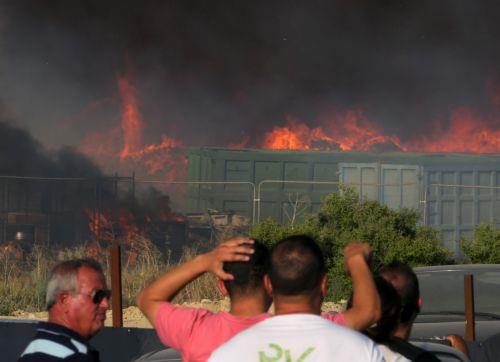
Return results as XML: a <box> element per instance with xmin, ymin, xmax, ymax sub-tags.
<box><xmin>0</xmin><ymin>116</ymin><xmax>101</xmax><ymax>177</ymax></box>
<box><xmin>0</xmin><ymin>1</ymin><xmax>499</xmax><ymax>155</ymax></box>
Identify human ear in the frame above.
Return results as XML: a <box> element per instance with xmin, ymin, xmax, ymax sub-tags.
<box><xmin>320</xmin><ymin>275</ymin><xmax>327</xmax><ymax>297</ymax></box>
<box><xmin>263</xmin><ymin>275</ymin><xmax>273</xmax><ymax>296</ymax></box>
<box><xmin>57</xmin><ymin>292</ymin><xmax>71</xmax><ymax>311</ymax></box>
<box><xmin>216</xmin><ymin>279</ymin><xmax>229</xmax><ymax>297</ymax></box>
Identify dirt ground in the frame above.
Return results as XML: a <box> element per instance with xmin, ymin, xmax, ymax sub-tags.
<box><xmin>3</xmin><ymin>300</ymin><xmax>345</xmax><ymax>329</ymax></box>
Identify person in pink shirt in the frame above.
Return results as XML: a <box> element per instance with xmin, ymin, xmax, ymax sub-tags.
<box><xmin>136</xmin><ymin>237</ymin><xmax>380</xmax><ymax>362</ymax></box>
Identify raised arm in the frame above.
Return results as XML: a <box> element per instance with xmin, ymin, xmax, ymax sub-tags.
<box><xmin>342</xmin><ymin>242</ymin><xmax>381</xmax><ymax>330</ymax></box>
<box><xmin>136</xmin><ymin>237</ymin><xmax>255</xmax><ymax>325</ymax></box>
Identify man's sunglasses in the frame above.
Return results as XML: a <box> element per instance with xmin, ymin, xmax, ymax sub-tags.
<box><xmin>85</xmin><ymin>289</ymin><xmax>112</xmax><ymax>304</ymax></box>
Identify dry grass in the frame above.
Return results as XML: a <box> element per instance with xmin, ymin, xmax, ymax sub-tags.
<box><xmin>0</xmin><ymin>238</ymin><xmax>222</xmax><ymax>315</ymax></box>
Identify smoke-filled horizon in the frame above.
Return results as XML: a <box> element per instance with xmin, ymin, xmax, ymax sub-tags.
<box><xmin>1</xmin><ymin>1</ymin><xmax>499</xmax><ymax>162</ymax></box>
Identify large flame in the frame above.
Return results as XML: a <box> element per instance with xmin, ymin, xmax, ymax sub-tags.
<box><xmin>117</xmin><ymin>74</ymin><xmax>143</xmax><ymax>159</ymax></box>
<box><xmin>81</xmin><ymin>72</ymin><xmax>499</xmax><ymax>193</ymax></box>
<box><xmin>261</xmin><ymin>118</ymin><xmax>335</xmax><ymax>150</ymax></box>
<box><xmin>402</xmin><ymin>108</ymin><xmax>499</xmax><ymax>153</ymax></box>
<box><xmin>259</xmin><ymin>111</ymin><xmax>403</xmax><ymax>152</ymax></box>
<box><xmin>256</xmin><ymin>108</ymin><xmax>498</xmax><ymax>153</ymax></box>
<box><xmin>115</xmin><ymin>73</ymin><xmax>186</xmax><ymax>180</ymax></box>
<box><xmin>80</xmin><ymin>72</ymin><xmax>186</xmax><ymax>181</ymax></box>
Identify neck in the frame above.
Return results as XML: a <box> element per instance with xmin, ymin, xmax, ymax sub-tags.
<box><xmin>273</xmin><ymin>294</ymin><xmax>322</xmax><ymax>316</ymax></box>
<box><xmin>229</xmin><ymin>293</ymin><xmax>269</xmax><ymax>317</ymax></box>
<box><xmin>48</xmin><ymin>309</ymin><xmax>88</xmax><ymax>339</ymax></box>
<box><xmin>393</xmin><ymin>323</ymin><xmax>412</xmax><ymax>341</ymax></box>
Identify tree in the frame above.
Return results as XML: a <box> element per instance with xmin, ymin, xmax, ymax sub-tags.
<box><xmin>461</xmin><ymin>224</ymin><xmax>500</xmax><ymax>264</ymax></box>
<box><xmin>250</xmin><ymin>187</ymin><xmax>453</xmax><ymax>300</ymax></box>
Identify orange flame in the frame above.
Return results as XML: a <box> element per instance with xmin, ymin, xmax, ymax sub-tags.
<box><xmin>322</xmin><ymin>109</ymin><xmax>402</xmax><ymax>151</ymax></box>
<box><xmin>262</xmin><ymin>119</ymin><xmax>335</xmax><ymax>150</ymax></box>
<box><xmin>402</xmin><ymin>108</ymin><xmax>499</xmax><ymax>153</ymax></box>
<box><xmin>260</xmin><ymin>111</ymin><xmax>402</xmax><ymax>152</ymax></box>
<box><xmin>117</xmin><ymin>73</ymin><xmax>143</xmax><ymax>159</ymax></box>
<box><xmin>257</xmin><ymin>108</ymin><xmax>498</xmax><ymax>153</ymax></box>
<box><xmin>85</xmin><ymin>208</ymin><xmax>114</xmax><ymax>243</ymax></box>
<box><xmin>115</xmin><ymin>73</ymin><xmax>187</xmax><ymax>180</ymax></box>
<box><xmin>81</xmin><ymin>72</ymin><xmax>187</xmax><ymax>188</ymax></box>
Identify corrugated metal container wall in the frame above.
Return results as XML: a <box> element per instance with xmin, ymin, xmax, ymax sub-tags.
<box><xmin>338</xmin><ymin>163</ymin><xmax>500</xmax><ymax>254</ymax></box>
<box><xmin>187</xmin><ymin>148</ymin><xmax>341</xmax><ymax>223</ymax></box>
<box><xmin>423</xmin><ymin>166</ymin><xmax>500</xmax><ymax>253</ymax></box>
<box><xmin>338</xmin><ymin>163</ymin><xmax>422</xmax><ymax>210</ymax></box>
<box><xmin>187</xmin><ymin>148</ymin><xmax>500</xmax><ymax>254</ymax></box>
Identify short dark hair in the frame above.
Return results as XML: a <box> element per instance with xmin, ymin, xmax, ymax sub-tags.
<box><xmin>223</xmin><ymin>241</ymin><xmax>269</xmax><ymax>297</ymax></box>
<box><xmin>46</xmin><ymin>258</ymin><xmax>104</xmax><ymax>310</ymax></box>
<box><xmin>364</xmin><ymin>276</ymin><xmax>402</xmax><ymax>343</ymax></box>
<box><xmin>379</xmin><ymin>262</ymin><xmax>420</xmax><ymax>324</ymax></box>
<box><xmin>269</xmin><ymin>235</ymin><xmax>326</xmax><ymax>296</ymax></box>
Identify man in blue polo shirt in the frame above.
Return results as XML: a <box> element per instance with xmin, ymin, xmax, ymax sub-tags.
<box><xmin>19</xmin><ymin>259</ymin><xmax>110</xmax><ymax>361</ymax></box>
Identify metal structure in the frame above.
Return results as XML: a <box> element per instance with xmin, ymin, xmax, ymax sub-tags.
<box><xmin>0</xmin><ymin>147</ymin><xmax>498</xmax><ymax>255</ymax></box>
<box><xmin>0</xmin><ymin>175</ymin><xmax>134</xmax><ymax>246</ymax></box>
<box><xmin>186</xmin><ymin>147</ymin><xmax>500</xmax><ymax>254</ymax></box>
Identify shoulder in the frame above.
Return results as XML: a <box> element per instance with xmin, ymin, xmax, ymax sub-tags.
<box><xmin>19</xmin><ymin>323</ymin><xmax>93</xmax><ymax>361</ymax></box>
<box><xmin>19</xmin><ymin>339</ymin><xmax>79</xmax><ymax>361</ymax></box>
<box><xmin>209</xmin><ymin>315</ymin><xmax>383</xmax><ymax>362</ymax></box>
<box><xmin>321</xmin><ymin>311</ymin><xmax>346</xmax><ymax>325</ymax></box>
<box><xmin>156</xmin><ymin>302</ymin><xmax>213</xmax><ymax>317</ymax></box>
<box><xmin>155</xmin><ymin>302</ymin><xmax>213</xmax><ymax>325</ymax></box>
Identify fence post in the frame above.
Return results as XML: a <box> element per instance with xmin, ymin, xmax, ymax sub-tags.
<box><xmin>464</xmin><ymin>274</ymin><xmax>475</xmax><ymax>341</ymax></box>
<box><xmin>110</xmin><ymin>242</ymin><xmax>123</xmax><ymax>327</ymax></box>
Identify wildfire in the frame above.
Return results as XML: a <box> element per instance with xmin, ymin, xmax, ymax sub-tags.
<box><xmin>86</xmin><ymin>208</ymin><xmax>114</xmax><ymax>242</ymax></box>
<box><xmin>261</xmin><ymin>118</ymin><xmax>335</xmax><ymax>150</ymax></box>
<box><xmin>81</xmin><ymin>70</ymin><xmax>499</xmax><ymax>192</ymax></box>
<box><xmin>115</xmin><ymin>73</ymin><xmax>187</xmax><ymax>179</ymax></box>
<box><xmin>84</xmin><ymin>205</ymin><xmax>185</xmax><ymax>265</ymax></box>
<box><xmin>257</xmin><ymin>108</ymin><xmax>498</xmax><ymax>153</ymax></box>
<box><xmin>259</xmin><ymin>111</ymin><xmax>402</xmax><ymax>152</ymax></box>
<box><xmin>80</xmin><ymin>72</ymin><xmax>187</xmax><ymax>183</ymax></box>
<box><xmin>402</xmin><ymin>108</ymin><xmax>500</xmax><ymax>153</ymax></box>
<box><xmin>117</xmin><ymin>74</ymin><xmax>143</xmax><ymax>159</ymax></box>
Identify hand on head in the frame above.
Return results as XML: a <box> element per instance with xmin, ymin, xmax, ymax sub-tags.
<box><xmin>206</xmin><ymin>237</ymin><xmax>255</xmax><ymax>280</ymax></box>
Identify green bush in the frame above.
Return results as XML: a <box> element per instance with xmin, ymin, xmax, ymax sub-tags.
<box><xmin>462</xmin><ymin>224</ymin><xmax>500</xmax><ymax>264</ymax></box>
<box><xmin>250</xmin><ymin>187</ymin><xmax>453</xmax><ymax>301</ymax></box>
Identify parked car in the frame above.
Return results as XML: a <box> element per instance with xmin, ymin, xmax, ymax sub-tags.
<box><xmin>411</xmin><ymin>264</ymin><xmax>500</xmax><ymax>342</ymax></box>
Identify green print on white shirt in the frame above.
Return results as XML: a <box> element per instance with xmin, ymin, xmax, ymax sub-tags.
<box><xmin>259</xmin><ymin>343</ymin><xmax>315</xmax><ymax>362</ymax></box>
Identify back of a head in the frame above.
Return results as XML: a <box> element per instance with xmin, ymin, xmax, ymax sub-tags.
<box><xmin>379</xmin><ymin>262</ymin><xmax>420</xmax><ymax>325</ymax></box>
<box><xmin>223</xmin><ymin>241</ymin><xmax>269</xmax><ymax>297</ymax></box>
<box><xmin>365</xmin><ymin>276</ymin><xmax>402</xmax><ymax>343</ymax></box>
<box><xmin>269</xmin><ymin>235</ymin><xmax>325</xmax><ymax>296</ymax></box>
<box><xmin>46</xmin><ymin>258</ymin><xmax>103</xmax><ymax>310</ymax></box>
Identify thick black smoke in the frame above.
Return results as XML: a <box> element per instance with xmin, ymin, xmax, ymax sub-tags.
<box><xmin>0</xmin><ymin>117</ymin><xmax>102</xmax><ymax>177</ymax></box>
<box><xmin>0</xmin><ymin>1</ymin><xmax>499</xmax><ymax>149</ymax></box>
<box><xmin>0</xmin><ymin>115</ymin><xmax>181</xmax><ymax>249</ymax></box>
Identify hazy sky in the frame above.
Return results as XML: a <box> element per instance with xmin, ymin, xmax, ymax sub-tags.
<box><xmin>1</xmin><ymin>0</ymin><xmax>499</xmax><ymax>150</ymax></box>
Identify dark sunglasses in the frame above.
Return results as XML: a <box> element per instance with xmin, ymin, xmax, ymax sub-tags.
<box><xmin>88</xmin><ymin>289</ymin><xmax>112</xmax><ymax>304</ymax></box>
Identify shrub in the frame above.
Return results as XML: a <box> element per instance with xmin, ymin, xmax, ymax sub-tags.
<box><xmin>251</xmin><ymin>187</ymin><xmax>453</xmax><ymax>300</ymax></box>
<box><xmin>461</xmin><ymin>224</ymin><xmax>500</xmax><ymax>264</ymax></box>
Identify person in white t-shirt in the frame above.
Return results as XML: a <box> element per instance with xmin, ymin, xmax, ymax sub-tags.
<box><xmin>209</xmin><ymin>235</ymin><xmax>384</xmax><ymax>362</ymax></box>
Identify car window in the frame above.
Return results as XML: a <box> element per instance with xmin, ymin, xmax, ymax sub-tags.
<box><xmin>474</xmin><ymin>271</ymin><xmax>500</xmax><ymax>315</ymax></box>
<box><xmin>417</xmin><ymin>270</ymin><xmax>500</xmax><ymax>316</ymax></box>
<box><xmin>418</xmin><ymin>272</ymin><xmax>464</xmax><ymax>313</ymax></box>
